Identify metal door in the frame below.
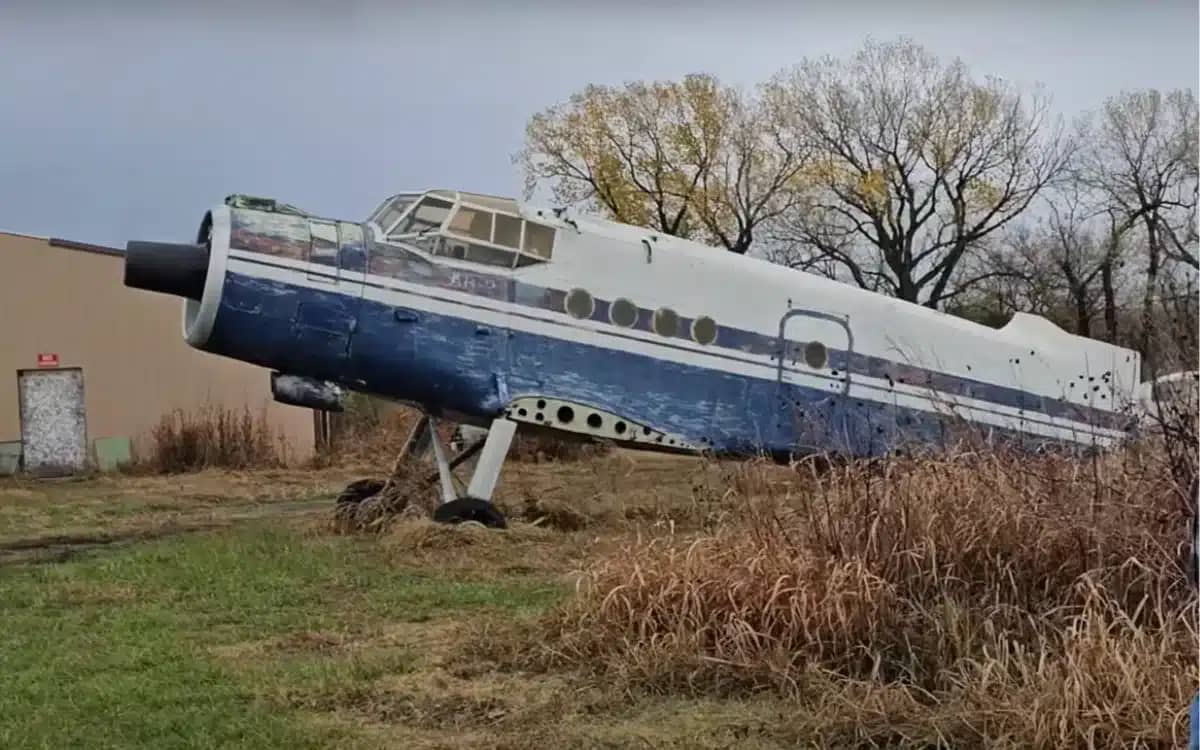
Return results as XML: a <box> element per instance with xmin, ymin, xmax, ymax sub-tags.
<box><xmin>295</xmin><ymin>219</ymin><xmax>367</xmax><ymax>366</ymax></box>
<box><xmin>18</xmin><ymin>367</ymin><xmax>88</xmax><ymax>477</ymax></box>
<box><xmin>305</xmin><ymin>218</ymin><xmax>367</xmax><ymax>295</ymax></box>
<box><xmin>306</xmin><ymin>218</ymin><xmax>340</xmax><ymax>283</ymax></box>
<box><xmin>335</xmin><ymin>220</ymin><xmax>368</xmax><ymax>335</ymax></box>
<box><xmin>775</xmin><ymin>309</ymin><xmax>853</xmax><ymax>453</ymax></box>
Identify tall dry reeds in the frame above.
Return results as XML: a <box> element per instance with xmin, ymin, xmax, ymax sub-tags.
<box><xmin>509</xmin><ymin>430</ymin><xmax>611</xmax><ymax>463</ymax></box>
<box><xmin>144</xmin><ymin>404</ymin><xmax>289</xmax><ymax>473</ymax></box>
<box><xmin>535</xmin><ymin>446</ymin><xmax>1197</xmax><ymax>747</ymax></box>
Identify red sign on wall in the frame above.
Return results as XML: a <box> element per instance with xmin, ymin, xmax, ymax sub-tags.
<box><xmin>36</xmin><ymin>353</ymin><xmax>59</xmax><ymax>368</ymax></box>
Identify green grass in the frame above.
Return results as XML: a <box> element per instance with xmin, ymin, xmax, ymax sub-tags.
<box><xmin>0</xmin><ymin>523</ymin><xmax>563</xmax><ymax>750</ymax></box>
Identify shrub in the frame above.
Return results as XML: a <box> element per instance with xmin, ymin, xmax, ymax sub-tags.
<box><xmin>143</xmin><ymin>404</ymin><xmax>289</xmax><ymax>473</ymax></box>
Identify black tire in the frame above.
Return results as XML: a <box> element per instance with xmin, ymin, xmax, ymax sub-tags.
<box><xmin>432</xmin><ymin>497</ymin><xmax>507</xmax><ymax>529</ymax></box>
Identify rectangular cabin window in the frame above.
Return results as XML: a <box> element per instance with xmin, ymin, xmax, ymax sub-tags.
<box><xmin>338</xmin><ymin>221</ymin><xmax>364</xmax><ymax>248</ymax></box>
<box><xmin>337</xmin><ymin>222</ymin><xmax>366</xmax><ymax>272</ymax></box>
<box><xmin>522</xmin><ymin>222</ymin><xmax>555</xmax><ymax>258</ymax></box>
<box><xmin>433</xmin><ymin>236</ymin><xmax>516</xmax><ymax>269</ymax></box>
<box><xmin>446</xmin><ymin>206</ymin><xmax>494</xmax><ymax>242</ymax></box>
<box><xmin>493</xmin><ymin>213</ymin><xmax>521</xmax><ymax>249</ymax></box>
<box><xmin>390</xmin><ymin>197</ymin><xmax>453</xmax><ymax>237</ymax></box>
<box><xmin>369</xmin><ymin>242</ymin><xmax>410</xmax><ymax>278</ymax></box>
<box><xmin>309</xmin><ymin>220</ymin><xmax>338</xmax><ymax>267</ymax></box>
<box><xmin>466</xmin><ymin>243</ymin><xmax>517</xmax><ymax>267</ymax></box>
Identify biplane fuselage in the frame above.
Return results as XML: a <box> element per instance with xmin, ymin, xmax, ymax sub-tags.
<box><xmin>126</xmin><ymin>190</ymin><xmax>1145</xmax><ymax>461</ymax></box>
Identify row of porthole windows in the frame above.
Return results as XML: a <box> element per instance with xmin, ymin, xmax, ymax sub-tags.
<box><xmin>564</xmin><ymin>288</ymin><xmax>719</xmax><ymax>346</ymax></box>
<box><xmin>563</xmin><ymin>287</ymin><xmax>830</xmax><ymax>369</ymax></box>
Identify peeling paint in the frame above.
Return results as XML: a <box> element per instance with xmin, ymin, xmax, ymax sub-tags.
<box><xmin>198</xmin><ymin>203</ymin><xmax>1142</xmax><ymax>460</ymax></box>
<box><xmin>224</xmin><ymin>206</ymin><xmax>1134</xmax><ymax>433</ymax></box>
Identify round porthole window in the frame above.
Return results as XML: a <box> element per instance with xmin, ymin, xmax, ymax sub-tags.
<box><xmin>691</xmin><ymin>316</ymin><xmax>718</xmax><ymax>345</ymax></box>
<box><xmin>609</xmin><ymin>297</ymin><xmax>638</xmax><ymax>328</ymax></box>
<box><xmin>804</xmin><ymin>340</ymin><xmax>828</xmax><ymax>369</ymax></box>
<box><xmin>564</xmin><ymin>288</ymin><xmax>594</xmax><ymax>319</ymax></box>
<box><xmin>653</xmin><ymin>307</ymin><xmax>679</xmax><ymax>337</ymax></box>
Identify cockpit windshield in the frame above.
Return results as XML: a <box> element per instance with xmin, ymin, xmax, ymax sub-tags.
<box><xmin>371</xmin><ymin>193</ymin><xmax>420</xmax><ymax>234</ymax></box>
<box><xmin>392</xmin><ymin>197</ymin><xmax>454</xmax><ymax>236</ymax></box>
<box><xmin>373</xmin><ymin>189</ymin><xmax>557</xmax><ymax>270</ymax></box>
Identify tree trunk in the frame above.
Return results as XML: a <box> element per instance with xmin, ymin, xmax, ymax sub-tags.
<box><xmin>897</xmin><ymin>272</ymin><xmax>919</xmax><ymax>305</ymax></box>
<box><xmin>1100</xmin><ymin>261</ymin><xmax>1119</xmax><ymax>343</ymax></box>
<box><xmin>728</xmin><ymin>227</ymin><xmax>752</xmax><ymax>255</ymax></box>
<box><xmin>1139</xmin><ymin>220</ymin><xmax>1162</xmax><ymax>360</ymax></box>
<box><xmin>1072</xmin><ymin>289</ymin><xmax>1091</xmax><ymax>337</ymax></box>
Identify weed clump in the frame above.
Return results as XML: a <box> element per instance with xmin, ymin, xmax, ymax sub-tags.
<box><xmin>143</xmin><ymin>404</ymin><xmax>289</xmax><ymax>473</ymax></box>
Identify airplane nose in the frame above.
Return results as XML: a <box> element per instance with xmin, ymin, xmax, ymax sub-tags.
<box><xmin>123</xmin><ymin>240</ymin><xmax>209</xmax><ymax>300</ymax></box>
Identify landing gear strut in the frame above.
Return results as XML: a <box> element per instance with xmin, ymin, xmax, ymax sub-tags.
<box><xmin>425</xmin><ymin>415</ymin><xmax>515</xmax><ymax>528</ymax></box>
<box><xmin>339</xmin><ymin>413</ymin><xmax>515</xmax><ymax>530</ymax></box>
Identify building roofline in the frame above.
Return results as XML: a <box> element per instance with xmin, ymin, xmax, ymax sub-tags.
<box><xmin>47</xmin><ymin>237</ymin><xmax>124</xmax><ymax>258</ymax></box>
<box><xmin>0</xmin><ymin>230</ymin><xmax>124</xmax><ymax>258</ymax></box>
<box><xmin>0</xmin><ymin>228</ymin><xmax>49</xmax><ymax>241</ymax></box>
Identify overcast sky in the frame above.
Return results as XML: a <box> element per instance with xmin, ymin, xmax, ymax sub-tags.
<box><xmin>1</xmin><ymin>1</ymin><xmax>1196</xmax><ymax>248</ymax></box>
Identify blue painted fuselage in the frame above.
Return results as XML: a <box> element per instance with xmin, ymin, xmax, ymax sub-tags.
<box><xmin>199</xmin><ymin>252</ymin><xmax>1129</xmax><ymax>459</ymax></box>
<box><xmin>175</xmin><ymin>202</ymin><xmax>1139</xmax><ymax>460</ymax></box>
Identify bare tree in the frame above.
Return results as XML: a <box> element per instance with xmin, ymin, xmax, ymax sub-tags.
<box><xmin>965</xmin><ymin>203</ymin><xmax>1138</xmax><ymax>343</ymax></box>
<box><xmin>1037</xmin><ymin>178</ymin><xmax>1134</xmax><ymax>338</ymax></box>
<box><xmin>1081</xmin><ymin>88</ymin><xmax>1199</xmax><ymax>354</ymax></box>
<box><xmin>762</xmin><ymin>37</ymin><xmax>1070</xmax><ymax>308</ymax></box>
<box><xmin>690</xmin><ymin>91</ymin><xmax>812</xmax><ymax>254</ymax></box>
<box><xmin>943</xmin><ymin>231</ymin><xmax>1056</xmax><ymax>328</ymax></box>
<box><xmin>946</xmin><ymin>153</ymin><xmax>1140</xmax><ymax>339</ymax></box>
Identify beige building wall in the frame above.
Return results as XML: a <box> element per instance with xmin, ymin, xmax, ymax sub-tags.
<box><xmin>0</xmin><ymin>231</ymin><xmax>315</xmax><ymax>463</ymax></box>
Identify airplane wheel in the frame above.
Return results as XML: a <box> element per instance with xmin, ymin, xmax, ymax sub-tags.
<box><xmin>432</xmin><ymin>498</ymin><xmax>507</xmax><ymax>529</ymax></box>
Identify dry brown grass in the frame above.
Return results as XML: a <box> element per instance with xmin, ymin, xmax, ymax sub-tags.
<box><xmin>312</xmin><ymin>402</ymin><xmax>610</xmax><ymax>474</ymax></box>
<box><xmin>311</xmin><ymin>404</ymin><xmax>424</xmax><ymax>471</ymax></box>
<box><xmin>520</xmin><ymin>446</ymin><xmax>1197</xmax><ymax>748</ymax></box>
<box><xmin>509</xmin><ymin>430</ymin><xmax>612</xmax><ymax>463</ymax></box>
<box><xmin>140</xmin><ymin>404</ymin><xmax>291</xmax><ymax>473</ymax></box>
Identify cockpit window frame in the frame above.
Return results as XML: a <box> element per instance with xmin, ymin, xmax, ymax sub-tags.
<box><xmin>437</xmin><ymin>199</ymin><xmax>555</xmax><ymax>270</ymax></box>
<box><xmin>371</xmin><ymin>190</ymin><xmax>559</xmax><ymax>272</ymax></box>
<box><xmin>371</xmin><ymin>192</ymin><xmax>422</xmax><ymax>235</ymax></box>
<box><xmin>386</xmin><ymin>195</ymin><xmax>455</xmax><ymax>240</ymax></box>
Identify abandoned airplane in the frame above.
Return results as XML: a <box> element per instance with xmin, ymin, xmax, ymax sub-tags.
<box><xmin>123</xmin><ymin>190</ymin><xmax>1149</xmax><ymax>526</ymax></box>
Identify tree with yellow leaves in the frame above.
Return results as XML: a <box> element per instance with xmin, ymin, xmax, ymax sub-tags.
<box><xmin>516</xmin><ymin>74</ymin><xmax>810</xmax><ymax>255</ymax></box>
<box><xmin>519</xmin><ymin>38</ymin><xmax>1070</xmax><ymax>309</ymax></box>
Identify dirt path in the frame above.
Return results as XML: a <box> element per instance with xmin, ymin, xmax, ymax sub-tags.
<box><xmin>0</xmin><ymin>497</ymin><xmax>332</xmax><ymax>567</ymax></box>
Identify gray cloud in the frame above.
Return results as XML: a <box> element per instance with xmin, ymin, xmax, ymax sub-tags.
<box><xmin>1</xmin><ymin>1</ymin><xmax>1195</xmax><ymax>246</ymax></box>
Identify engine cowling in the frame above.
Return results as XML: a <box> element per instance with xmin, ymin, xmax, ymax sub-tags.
<box><xmin>124</xmin><ymin>240</ymin><xmax>209</xmax><ymax>301</ymax></box>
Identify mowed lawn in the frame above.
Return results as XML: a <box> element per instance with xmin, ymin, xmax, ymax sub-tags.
<box><xmin>0</xmin><ymin>520</ymin><xmax>566</xmax><ymax>749</ymax></box>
